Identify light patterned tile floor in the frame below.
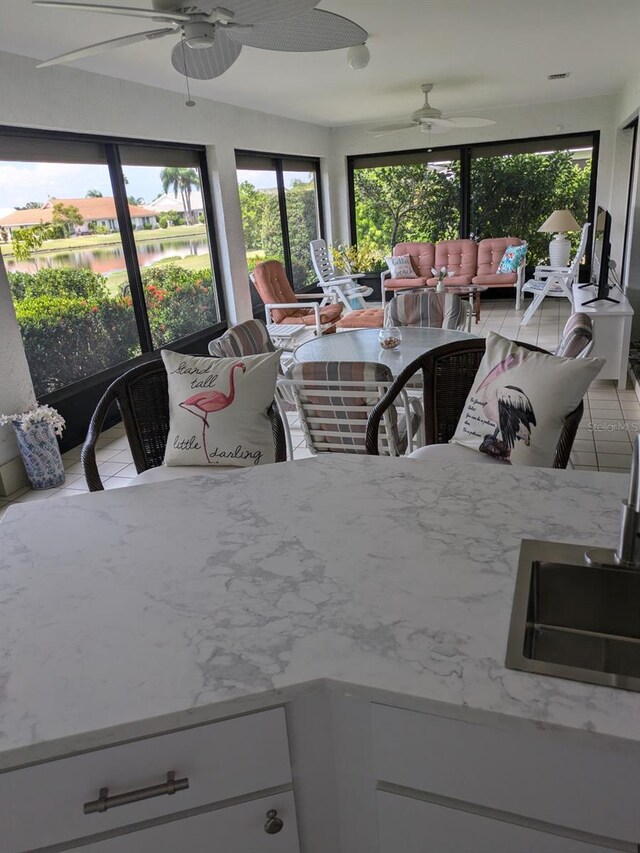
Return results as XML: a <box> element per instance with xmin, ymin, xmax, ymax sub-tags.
<box><xmin>0</xmin><ymin>298</ymin><xmax>634</xmax><ymax>520</ymax></box>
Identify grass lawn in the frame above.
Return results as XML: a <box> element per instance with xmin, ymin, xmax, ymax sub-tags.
<box><xmin>1</xmin><ymin>224</ymin><xmax>207</xmax><ymax>258</ymax></box>
<box><xmin>105</xmin><ymin>252</ymin><xmax>213</xmax><ymax>296</ymax></box>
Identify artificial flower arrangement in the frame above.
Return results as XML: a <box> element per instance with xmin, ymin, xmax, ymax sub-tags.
<box><xmin>431</xmin><ymin>266</ymin><xmax>455</xmax><ymax>292</ymax></box>
<box><xmin>0</xmin><ymin>404</ymin><xmax>66</xmax><ymax>489</ymax></box>
<box><xmin>0</xmin><ymin>404</ymin><xmax>66</xmax><ymax>435</ymax></box>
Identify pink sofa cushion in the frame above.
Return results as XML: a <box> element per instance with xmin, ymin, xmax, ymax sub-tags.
<box><xmin>434</xmin><ymin>239</ymin><xmax>478</xmax><ymax>278</ymax></box>
<box><xmin>471</xmin><ymin>272</ymin><xmax>518</xmax><ymax>286</ymax></box>
<box><xmin>475</xmin><ymin>237</ymin><xmax>524</xmax><ymax>276</ymax></box>
<box><xmin>426</xmin><ymin>274</ymin><xmax>474</xmax><ymax>286</ymax></box>
<box><xmin>393</xmin><ymin>242</ymin><xmax>435</xmax><ymax>278</ymax></box>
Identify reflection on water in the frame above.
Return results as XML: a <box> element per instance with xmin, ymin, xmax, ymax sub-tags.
<box><xmin>4</xmin><ymin>236</ymin><xmax>210</xmax><ymax>276</ymax></box>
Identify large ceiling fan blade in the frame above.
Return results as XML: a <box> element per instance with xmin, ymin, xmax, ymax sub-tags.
<box><xmin>37</xmin><ymin>27</ymin><xmax>175</xmax><ymax>68</ymax></box>
<box><xmin>171</xmin><ymin>31</ymin><xmax>241</xmax><ymax>79</ymax></box>
<box><xmin>216</xmin><ymin>0</ymin><xmax>320</xmax><ymax>25</ymax></box>
<box><xmin>228</xmin><ymin>9</ymin><xmax>368</xmax><ymax>52</ymax></box>
<box><xmin>32</xmin><ymin>1</ymin><xmax>191</xmax><ymax>22</ymax></box>
<box><xmin>426</xmin><ymin>117</ymin><xmax>455</xmax><ymax>128</ymax></box>
<box><xmin>368</xmin><ymin>122</ymin><xmax>417</xmax><ymax>136</ymax></box>
<box><xmin>446</xmin><ymin>117</ymin><xmax>496</xmax><ymax>128</ymax></box>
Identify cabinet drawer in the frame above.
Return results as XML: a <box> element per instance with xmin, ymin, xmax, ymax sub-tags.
<box><xmin>79</xmin><ymin>791</ymin><xmax>299</xmax><ymax>853</ymax></box>
<box><xmin>372</xmin><ymin>704</ymin><xmax>640</xmax><ymax>844</ymax></box>
<box><xmin>377</xmin><ymin>792</ymin><xmax>620</xmax><ymax>853</ymax></box>
<box><xmin>1</xmin><ymin>708</ymin><xmax>291</xmax><ymax>852</ymax></box>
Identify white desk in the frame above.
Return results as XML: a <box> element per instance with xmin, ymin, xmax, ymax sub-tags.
<box><xmin>572</xmin><ymin>282</ymin><xmax>633</xmax><ymax>388</ymax></box>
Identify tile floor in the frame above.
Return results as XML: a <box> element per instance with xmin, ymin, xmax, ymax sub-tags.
<box><xmin>0</xmin><ymin>297</ymin><xmax>635</xmax><ymax>520</ymax></box>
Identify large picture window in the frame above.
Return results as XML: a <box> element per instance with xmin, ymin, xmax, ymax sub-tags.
<box><xmin>235</xmin><ymin>151</ymin><xmax>324</xmax><ymax>304</ymax></box>
<box><xmin>0</xmin><ymin>128</ymin><xmax>225</xmax><ymax>447</ymax></box>
<box><xmin>348</xmin><ymin>132</ymin><xmax>598</xmax><ymax>269</ymax></box>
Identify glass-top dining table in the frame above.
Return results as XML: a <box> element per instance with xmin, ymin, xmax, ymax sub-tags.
<box><xmin>293</xmin><ymin>327</ymin><xmax>478</xmax><ymax>378</ymax></box>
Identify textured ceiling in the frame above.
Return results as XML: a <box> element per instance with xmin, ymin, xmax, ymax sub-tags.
<box><xmin>0</xmin><ymin>0</ymin><xmax>638</xmax><ymax>126</ymax></box>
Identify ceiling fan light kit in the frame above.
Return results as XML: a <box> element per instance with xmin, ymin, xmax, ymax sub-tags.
<box><xmin>347</xmin><ymin>43</ymin><xmax>370</xmax><ymax>70</ymax></box>
<box><xmin>33</xmin><ymin>0</ymin><xmax>369</xmax><ymax>80</ymax></box>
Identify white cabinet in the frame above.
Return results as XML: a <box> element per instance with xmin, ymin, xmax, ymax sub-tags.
<box><xmin>80</xmin><ymin>792</ymin><xmax>299</xmax><ymax>852</ymax></box>
<box><xmin>1</xmin><ymin>708</ymin><xmax>296</xmax><ymax>853</ymax></box>
<box><xmin>377</xmin><ymin>792</ymin><xmax>621</xmax><ymax>853</ymax></box>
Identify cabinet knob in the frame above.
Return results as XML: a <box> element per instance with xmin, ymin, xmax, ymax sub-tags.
<box><xmin>264</xmin><ymin>809</ymin><xmax>284</xmax><ymax>834</ymax></box>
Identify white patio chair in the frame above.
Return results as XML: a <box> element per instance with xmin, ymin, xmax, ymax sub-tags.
<box><xmin>310</xmin><ymin>239</ymin><xmax>373</xmax><ymax>313</ymax></box>
<box><xmin>519</xmin><ymin>222</ymin><xmax>590</xmax><ymax>326</ymax></box>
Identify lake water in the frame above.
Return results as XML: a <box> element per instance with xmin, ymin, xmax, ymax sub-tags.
<box><xmin>4</xmin><ymin>236</ymin><xmax>211</xmax><ymax>276</ymax></box>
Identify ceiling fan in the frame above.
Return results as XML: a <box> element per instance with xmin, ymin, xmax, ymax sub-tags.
<box><xmin>33</xmin><ymin>0</ymin><xmax>369</xmax><ymax>80</ymax></box>
<box><xmin>369</xmin><ymin>83</ymin><xmax>496</xmax><ymax>137</ymax></box>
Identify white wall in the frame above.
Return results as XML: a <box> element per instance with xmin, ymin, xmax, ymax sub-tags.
<box><xmin>0</xmin><ymin>252</ymin><xmax>36</xmax><ymax>480</ymax></box>
<box><xmin>327</xmin><ymin>94</ymin><xmax>618</xmax><ymax>245</ymax></box>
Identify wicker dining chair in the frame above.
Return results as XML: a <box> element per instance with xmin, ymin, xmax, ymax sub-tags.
<box><xmin>365</xmin><ymin>339</ymin><xmax>583</xmax><ymax>469</ymax></box>
<box><xmin>81</xmin><ymin>358</ymin><xmax>287</xmax><ymax>491</ymax></box>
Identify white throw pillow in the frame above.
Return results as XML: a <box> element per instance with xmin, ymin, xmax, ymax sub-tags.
<box><xmin>385</xmin><ymin>254</ymin><xmax>418</xmax><ymax>279</ymax></box>
<box><xmin>162</xmin><ymin>349</ymin><xmax>281</xmax><ymax>468</ymax></box>
<box><xmin>450</xmin><ymin>332</ymin><xmax>604</xmax><ymax>467</ymax></box>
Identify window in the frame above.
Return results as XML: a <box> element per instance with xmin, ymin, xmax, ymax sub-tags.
<box><xmin>469</xmin><ymin>136</ymin><xmax>595</xmax><ymax>266</ymax></box>
<box><xmin>235</xmin><ymin>151</ymin><xmax>324</xmax><ymax>300</ymax></box>
<box><xmin>0</xmin><ymin>127</ymin><xmax>224</xmax><ymax>446</ymax></box>
<box><xmin>348</xmin><ymin>132</ymin><xmax>598</xmax><ymax>269</ymax></box>
<box><xmin>350</xmin><ymin>149</ymin><xmax>461</xmax><ymax>252</ymax></box>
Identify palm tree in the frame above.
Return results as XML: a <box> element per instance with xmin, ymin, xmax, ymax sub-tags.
<box><xmin>160</xmin><ymin>167</ymin><xmax>200</xmax><ymax>224</ymax></box>
<box><xmin>86</xmin><ymin>189</ymin><xmax>103</xmax><ymax>198</ymax></box>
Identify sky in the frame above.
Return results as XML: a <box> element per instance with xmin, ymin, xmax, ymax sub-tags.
<box><xmin>0</xmin><ymin>162</ymin><xmax>297</xmax><ymax>210</ymax></box>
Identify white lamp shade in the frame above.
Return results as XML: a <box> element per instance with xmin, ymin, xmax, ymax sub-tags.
<box><xmin>538</xmin><ymin>209</ymin><xmax>580</xmax><ymax>233</ymax></box>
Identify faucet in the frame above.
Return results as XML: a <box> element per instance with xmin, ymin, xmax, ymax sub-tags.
<box><xmin>586</xmin><ymin>433</ymin><xmax>640</xmax><ymax>570</ymax></box>
<box><xmin>614</xmin><ymin>433</ymin><xmax>640</xmax><ymax>568</ymax></box>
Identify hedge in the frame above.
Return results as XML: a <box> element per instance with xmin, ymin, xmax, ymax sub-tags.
<box><xmin>10</xmin><ymin>265</ymin><xmax>218</xmax><ymax>397</ymax></box>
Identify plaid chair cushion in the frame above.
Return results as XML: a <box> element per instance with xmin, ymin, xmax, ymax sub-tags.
<box><xmin>384</xmin><ymin>291</ymin><xmax>467</xmax><ymax>330</ymax></box>
<box><xmin>555</xmin><ymin>312</ymin><xmax>593</xmax><ymax>358</ymax></box>
<box><xmin>209</xmin><ymin>319</ymin><xmax>275</xmax><ymax>358</ymax></box>
<box><xmin>287</xmin><ymin>361</ymin><xmax>413</xmax><ymax>454</ymax></box>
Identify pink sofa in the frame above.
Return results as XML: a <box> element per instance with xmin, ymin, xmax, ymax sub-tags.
<box><xmin>381</xmin><ymin>237</ymin><xmax>526</xmax><ymax>303</ymax></box>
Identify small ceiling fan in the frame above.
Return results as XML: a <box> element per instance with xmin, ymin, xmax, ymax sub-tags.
<box><xmin>369</xmin><ymin>83</ymin><xmax>496</xmax><ymax>137</ymax></box>
<box><xmin>33</xmin><ymin>0</ymin><xmax>368</xmax><ymax>80</ymax></box>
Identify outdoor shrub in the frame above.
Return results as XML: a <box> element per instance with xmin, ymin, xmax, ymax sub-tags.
<box><xmin>8</xmin><ymin>267</ymin><xmax>110</xmax><ymax>302</ymax></box>
<box><xmin>15</xmin><ymin>294</ymin><xmax>139</xmax><ymax>397</ymax></box>
<box><xmin>142</xmin><ymin>263</ymin><xmax>217</xmax><ymax>347</ymax></box>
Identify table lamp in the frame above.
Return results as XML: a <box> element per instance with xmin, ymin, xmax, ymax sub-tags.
<box><xmin>538</xmin><ymin>209</ymin><xmax>580</xmax><ymax>267</ymax></box>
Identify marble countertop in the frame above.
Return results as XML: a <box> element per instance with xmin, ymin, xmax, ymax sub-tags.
<box><xmin>0</xmin><ymin>455</ymin><xmax>636</xmax><ymax>769</ymax></box>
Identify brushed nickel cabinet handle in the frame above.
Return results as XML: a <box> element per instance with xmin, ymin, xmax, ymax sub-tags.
<box><xmin>264</xmin><ymin>808</ymin><xmax>284</xmax><ymax>834</ymax></box>
<box><xmin>84</xmin><ymin>771</ymin><xmax>189</xmax><ymax>814</ymax></box>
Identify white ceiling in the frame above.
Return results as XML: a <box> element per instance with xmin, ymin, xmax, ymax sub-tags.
<box><xmin>0</xmin><ymin>0</ymin><xmax>638</xmax><ymax>126</ymax></box>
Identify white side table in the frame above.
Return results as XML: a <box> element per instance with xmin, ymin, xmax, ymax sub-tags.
<box><xmin>266</xmin><ymin>323</ymin><xmax>306</xmax><ymax>351</ymax></box>
<box><xmin>572</xmin><ymin>283</ymin><xmax>633</xmax><ymax>389</ymax></box>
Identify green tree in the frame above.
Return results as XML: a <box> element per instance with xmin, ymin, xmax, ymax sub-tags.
<box><xmin>85</xmin><ymin>189</ymin><xmax>103</xmax><ymax>198</ymax></box>
<box><xmin>160</xmin><ymin>167</ymin><xmax>200</xmax><ymax>225</ymax></box>
<box><xmin>16</xmin><ymin>201</ymin><xmax>44</xmax><ymax>210</ymax></box>
<box><xmin>238</xmin><ymin>181</ymin><xmax>267</xmax><ymax>250</ymax></box>
<box><xmin>51</xmin><ymin>202</ymin><xmax>84</xmax><ymax>237</ymax></box>
<box><xmin>11</xmin><ymin>225</ymin><xmax>52</xmax><ymax>269</ymax></box>
<box><xmin>354</xmin><ymin>163</ymin><xmax>460</xmax><ymax>250</ymax></box>
<box><xmin>128</xmin><ymin>195</ymin><xmax>144</xmax><ymax>205</ymax></box>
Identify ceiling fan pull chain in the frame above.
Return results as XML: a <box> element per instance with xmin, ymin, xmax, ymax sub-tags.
<box><xmin>181</xmin><ymin>39</ymin><xmax>196</xmax><ymax>107</ymax></box>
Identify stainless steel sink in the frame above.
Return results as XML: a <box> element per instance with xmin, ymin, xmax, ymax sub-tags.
<box><xmin>506</xmin><ymin>539</ymin><xmax>640</xmax><ymax>692</ymax></box>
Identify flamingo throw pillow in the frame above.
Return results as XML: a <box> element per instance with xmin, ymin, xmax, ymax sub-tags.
<box><xmin>449</xmin><ymin>332</ymin><xmax>604</xmax><ymax>467</ymax></box>
<box><xmin>161</xmin><ymin>350</ymin><xmax>281</xmax><ymax>468</ymax></box>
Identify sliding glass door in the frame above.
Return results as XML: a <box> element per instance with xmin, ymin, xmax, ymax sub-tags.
<box><xmin>235</xmin><ymin>151</ymin><xmax>324</xmax><ymax>307</ymax></box>
<box><xmin>348</xmin><ymin>132</ymin><xmax>598</xmax><ymax>271</ymax></box>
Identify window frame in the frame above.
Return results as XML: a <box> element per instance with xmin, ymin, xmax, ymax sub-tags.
<box><xmin>0</xmin><ymin>123</ymin><xmax>227</xmax><ymax>450</ymax></box>
<box><xmin>235</xmin><ymin>149</ymin><xmax>326</xmax><ymax>291</ymax></box>
<box><xmin>347</xmin><ymin>130</ymin><xmax>600</xmax><ymax>269</ymax></box>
